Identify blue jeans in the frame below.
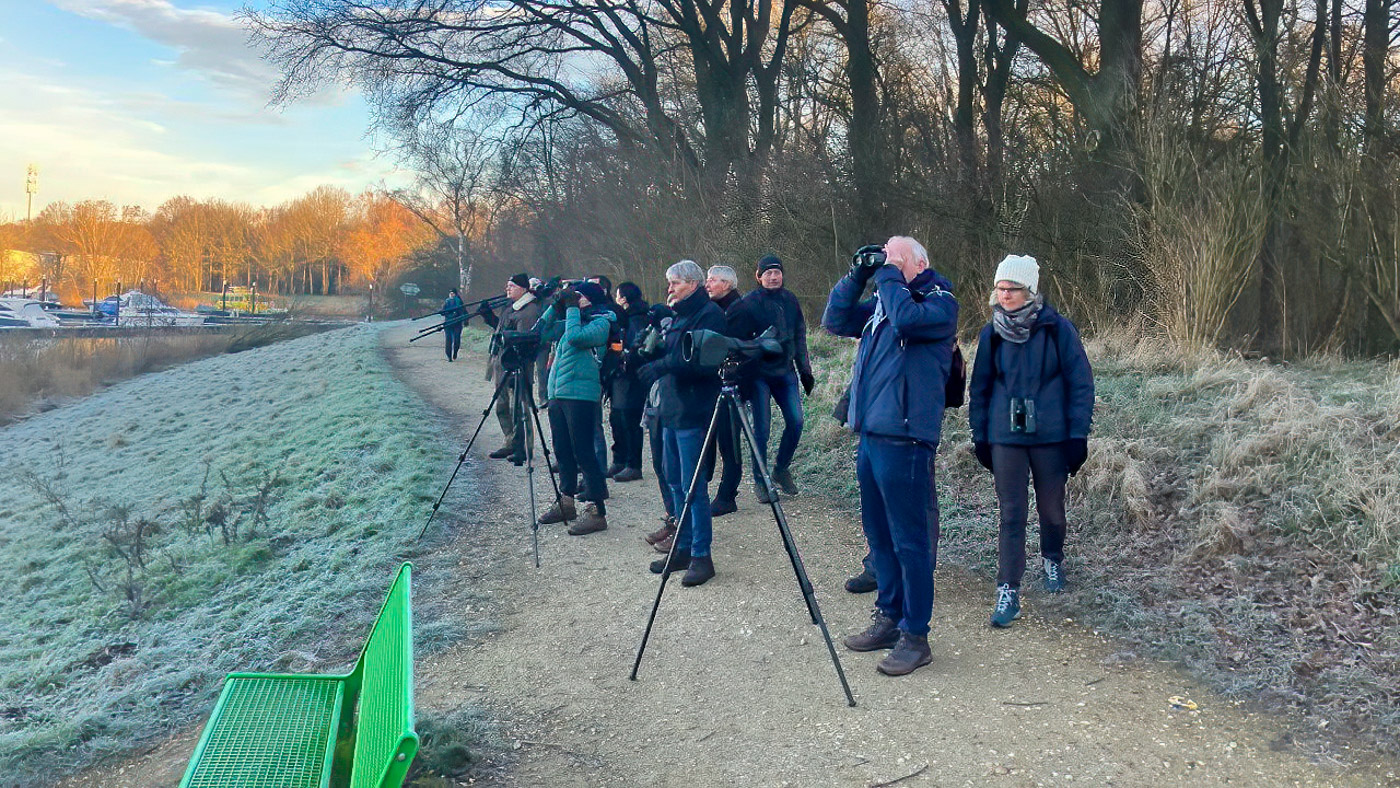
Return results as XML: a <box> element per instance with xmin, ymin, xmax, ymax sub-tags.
<box><xmin>750</xmin><ymin>371</ymin><xmax>804</xmax><ymax>472</ymax></box>
<box><xmin>663</xmin><ymin>426</ymin><xmax>712</xmax><ymax>558</ymax></box>
<box><xmin>857</xmin><ymin>435</ymin><xmax>934</xmax><ymax>636</ymax></box>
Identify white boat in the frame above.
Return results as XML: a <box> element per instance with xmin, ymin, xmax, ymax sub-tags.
<box><xmin>0</xmin><ymin>298</ymin><xmax>62</xmax><ymax>328</ymax></box>
<box><xmin>98</xmin><ymin>291</ymin><xmax>205</xmax><ymax>327</ymax></box>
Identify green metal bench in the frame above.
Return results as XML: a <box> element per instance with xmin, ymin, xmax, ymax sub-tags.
<box><xmin>180</xmin><ymin>563</ymin><xmax>418</xmax><ymax>788</ymax></box>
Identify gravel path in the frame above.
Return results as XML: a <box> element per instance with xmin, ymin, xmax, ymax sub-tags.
<box><xmin>58</xmin><ymin>323</ymin><xmax>1399</xmax><ymax>787</ymax></box>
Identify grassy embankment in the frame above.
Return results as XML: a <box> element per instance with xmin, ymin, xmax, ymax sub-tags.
<box><xmin>794</xmin><ymin>329</ymin><xmax>1400</xmax><ymax>755</ymax></box>
<box><xmin>0</xmin><ymin>324</ymin><xmax>492</xmax><ymax>785</ymax></box>
<box><xmin>0</xmin><ymin>324</ymin><xmax>332</xmax><ymax>426</ymax></box>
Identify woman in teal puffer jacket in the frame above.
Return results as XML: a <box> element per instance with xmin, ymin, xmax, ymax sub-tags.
<box><xmin>534</xmin><ymin>282</ymin><xmax>617</xmax><ymax>535</ymax></box>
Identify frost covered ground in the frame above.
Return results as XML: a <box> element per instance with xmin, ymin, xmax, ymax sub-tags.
<box><xmin>0</xmin><ymin>323</ymin><xmax>476</xmax><ymax>785</ymax></box>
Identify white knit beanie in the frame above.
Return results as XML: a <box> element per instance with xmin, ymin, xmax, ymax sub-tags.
<box><xmin>993</xmin><ymin>254</ymin><xmax>1040</xmax><ymax>295</ymax></box>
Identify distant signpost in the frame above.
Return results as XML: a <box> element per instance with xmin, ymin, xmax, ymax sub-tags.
<box><xmin>399</xmin><ymin>283</ymin><xmax>420</xmax><ymax>296</ymax></box>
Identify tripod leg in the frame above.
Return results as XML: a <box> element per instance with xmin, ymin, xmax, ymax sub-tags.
<box><xmin>418</xmin><ymin>374</ymin><xmax>512</xmax><ymax>540</ymax></box>
<box><xmin>727</xmin><ymin>390</ymin><xmax>857</xmax><ymax>707</ymax></box>
<box><xmin>629</xmin><ymin>397</ymin><xmax>725</xmax><ymax>682</ymax></box>
<box><xmin>513</xmin><ymin>372</ymin><xmax>542</xmax><ymax>568</ymax></box>
<box><xmin>526</xmin><ymin>385</ymin><xmax>569</xmax><ymax>524</ymax></box>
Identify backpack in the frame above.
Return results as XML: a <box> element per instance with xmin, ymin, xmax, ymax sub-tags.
<box><xmin>944</xmin><ymin>344</ymin><xmax>967</xmax><ymax>408</ymax></box>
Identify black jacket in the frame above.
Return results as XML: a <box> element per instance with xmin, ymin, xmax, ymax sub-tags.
<box><xmin>610</xmin><ymin>300</ymin><xmax>651</xmax><ymax>410</ymax></box>
<box><xmin>653</xmin><ymin>286</ymin><xmax>726</xmax><ymax>429</ymax></box>
<box><xmin>712</xmin><ymin>288</ymin><xmax>742</xmax><ymax>313</ymax></box>
<box><xmin>729</xmin><ymin>286</ymin><xmax>811</xmax><ymax>380</ymax></box>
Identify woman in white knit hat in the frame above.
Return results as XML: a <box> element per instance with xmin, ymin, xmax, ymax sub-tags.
<box><xmin>967</xmin><ymin>255</ymin><xmax>1095</xmax><ymax>628</ymax></box>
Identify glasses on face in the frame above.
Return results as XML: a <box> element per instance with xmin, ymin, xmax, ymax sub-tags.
<box><xmin>995</xmin><ymin>286</ymin><xmax>1027</xmax><ymax>294</ymax></box>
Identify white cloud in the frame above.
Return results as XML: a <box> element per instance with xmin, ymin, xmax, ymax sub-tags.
<box><xmin>50</xmin><ymin>0</ymin><xmax>281</xmax><ymax>106</ymax></box>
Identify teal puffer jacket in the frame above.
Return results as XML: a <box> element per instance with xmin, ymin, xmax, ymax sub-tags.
<box><xmin>538</xmin><ymin>304</ymin><xmax>616</xmax><ymax>402</ymax></box>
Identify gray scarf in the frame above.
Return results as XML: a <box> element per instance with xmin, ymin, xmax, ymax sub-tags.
<box><xmin>992</xmin><ymin>295</ymin><xmax>1044</xmax><ymax>344</ymax></box>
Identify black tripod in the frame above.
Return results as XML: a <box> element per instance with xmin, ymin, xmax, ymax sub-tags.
<box><xmin>418</xmin><ymin>358</ymin><xmax>564</xmax><ymax>568</ymax></box>
<box><xmin>629</xmin><ymin>361</ymin><xmax>857</xmax><ymax>706</ymax></box>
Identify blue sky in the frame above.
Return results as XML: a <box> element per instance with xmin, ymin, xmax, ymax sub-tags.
<box><xmin>0</xmin><ymin>0</ymin><xmax>408</xmax><ymax>219</ymax></box>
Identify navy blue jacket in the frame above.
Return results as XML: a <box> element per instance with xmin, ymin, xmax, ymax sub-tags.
<box><xmin>653</xmin><ymin>285</ymin><xmax>727</xmax><ymax>429</ymax></box>
<box><xmin>968</xmin><ymin>303</ymin><xmax>1094</xmax><ymax>445</ymax></box>
<box><xmin>822</xmin><ymin>266</ymin><xmax>960</xmax><ymax>446</ymax></box>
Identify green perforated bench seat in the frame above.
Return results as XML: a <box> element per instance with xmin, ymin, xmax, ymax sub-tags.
<box><xmin>181</xmin><ymin>563</ymin><xmax>417</xmax><ymax>788</ymax></box>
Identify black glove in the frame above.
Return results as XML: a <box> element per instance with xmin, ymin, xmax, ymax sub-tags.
<box><xmin>1063</xmin><ymin>438</ymin><xmax>1088</xmax><ymax>476</ymax></box>
<box><xmin>647</xmin><ymin>303</ymin><xmax>674</xmax><ymax>326</ymax></box>
<box><xmin>973</xmin><ymin>442</ymin><xmax>993</xmax><ymax>473</ymax></box>
<box><xmin>554</xmin><ymin>289</ymin><xmax>580</xmax><ymax>310</ymax></box>
<box><xmin>638</xmin><ymin>360</ymin><xmax>667</xmax><ymax>388</ymax></box>
<box><xmin>849</xmin><ymin>244</ymin><xmax>885</xmax><ymax>287</ymax></box>
<box><xmin>800</xmin><ymin>369</ymin><xmax>815</xmax><ymax>396</ymax></box>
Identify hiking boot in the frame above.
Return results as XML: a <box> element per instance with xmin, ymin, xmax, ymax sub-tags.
<box><xmin>710</xmin><ymin>497</ymin><xmax>737</xmax><ymax>517</ymax></box>
<box><xmin>877</xmin><ymin>632</ymin><xmax>933</xmax><ymax>676</ymax></box>
<box><xmin>649</xmin><ymin>551</ymin><xmax>691</xmax><ymax>575</ymax></box>
<box><xmin>567</xmin><ymin>503</ymin><xmax>608</xmax><ymax>535</ymax></box>
<box><xmin>990</xmin><ymin>584</ymin><xmax>1021</xmax><ymax>628</ymax></box>
<box><xmin>644</xmin><ymin>517</ymin><xmax>676</xmax><ymax>545</ymax></box>
<box><xmin>772</xmin><ymin>467</ymin><xmax>799</xmax><ymax>496</ymax></box>
<box><xmin>652</xmin><ymin>532</ymin><xmax>675</xmax><ymax>553</ymax></box>
<box><xmin>537</xmin><ymin>496</ymin><xmax>576</xmax><ymax>525</ymax></box>
<box><xmin>844</xmin><ymin>568</ymin><xmax>877</xmax><ymax>594</ymax></box>
<box><xmin>1043</xmin><ymin>558</ymin><xmax>1066</xmax><ymax>594</ymax></box>
<box><xmin>509</xmin><ymin>450</ymin><xmax>527</xmax><ymax>466</ymax></box>
<box><xmin>613</xmin><ymin>466</ymin><xmax>642</xmax><ymax>482</ymax></box>
<box><xmin>843</xmin><ymin>610</ymin><xmax>900</xmax><ymax>652</ymax></box>
<box><xmin>488</xmin><ymin>445</ymin><xmax>515</xmax><ymax>459</ymax></box>
<box><xmin>681</xmin><ymin>555</ymin><xmax>715</xmax><ymax>586</ymax></box>
<box><xmin>754</xmin><ymin>479</ymin><xmax>774</xmax><ymax>504</ymax></box>
<box><xmin>605</xmin><ymin>462</ymin><xmax>625</xmax><ymax>479</ymax></box>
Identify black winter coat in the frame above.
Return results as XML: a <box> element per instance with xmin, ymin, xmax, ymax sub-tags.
<box><xmin>652</xmin><ymin>286</ymin><xmax>726</xmax><ymax>429</ymax></box>
<box><xmin>729</xmin><ymin>286</ymin><xmax>812</xmax><ymax>379</ymax></box>
<box><xmin>968</xmin><ymin>303</ymin><xmax>1094</xmax><ymax>446</ymax></box>
<box><xmin>609</xmin><ymin>300</ymin><xmax>650</xmax><ymax>410</ymax></box>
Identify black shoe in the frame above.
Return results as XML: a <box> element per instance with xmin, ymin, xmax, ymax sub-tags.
<box><xmin>613</xmin><ymin>467</ymin><xmax>642</xmax><ymax>482</ymax></box>
<box><xmin>877</xmin><ymin>632</ymin><xmax>933</xmax><ymax>676</ymax></box>
<box><xmin>843</xmin><ymin>609</ymin><xmax>900</xmax><ymax>652</ymax></box>
<box><xmin>510</xmin><ymin>451</ymin><xmax>526</xmax><ymax>466</ymax></box>
<box><xmin>844</xmin><ymin>568</ymin><xmax>877</xmax><ymax>594</ymax></box>
<box><xmin>650</xmin><ymin>551</ymin><xmax>691</xmax><ymax>575</ymax></box>
<box><xmin>772</xmin><ymin>468</ymin><xmax>799</xmax><ymax>496</ymax></box>
<box><xmin>710</xmin><ymin>498</ymin><xmax>737</xmax><ymax>517</ymax></box>
<box><xmin>605</xmin><ymin>462</ymin><xmax>625</xmax><ymax>479</ymax></box>
<box><xmin>681</xmin><ymin>555</ymin><xmax>715</xmax><ymax>586</ymax></box>
<box><xmin>488</xmin><ymin>446</ymin><xmax>514</xmax><ymax>459</ymax></box>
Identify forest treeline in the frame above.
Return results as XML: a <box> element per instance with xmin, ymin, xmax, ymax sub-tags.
<box><xmin>0</xmin><ymin>187</ymin><xmax>439</xmax><ymax>304</ymax></box>
<box><xmin>242</xmin><ymin>0</ymin><xmax>1400</xmax><ymax>356</ymax></box>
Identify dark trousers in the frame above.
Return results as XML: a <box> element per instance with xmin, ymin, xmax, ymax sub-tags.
<box><xmin>992</xmin><ymin>443</ymin><xmax>1068</xmax><ymax>589</ymax></box>
<box><xmin>548</xmin><ymin>398</ymin><xmax>608</xmax><ymax>512</ymax></box>
<box><xmin>646</xmin><ymin>411</ymin><xmax>673</xmax><ymax>516</ymax></box>
<box><xmin>857</xmin><ymin>435</ymin><xmax>934</xmax><ymax>636</ymax></box>
<box><xmin>444</xmin><ymin>326</ymin><xmax>462</xmax><ymax>360</ymax></box>
<box><xmin>861</xmin><ymin>454</ymin><xmax>940</xmax><ymax>575</ymax></box>
<box><xmin>610</xmin><ymin>406</ymin><xmax>645</xmax><ymax>470</ymax></box>
<box><xmin>750</xmin><ymin>370</ymin><xmax>804</xmax><ymax>473</ymax></box>
<box><xmin>701</xmin><ymin>405</ymin><xmax>742</xmax><ymax>502</ymax></box>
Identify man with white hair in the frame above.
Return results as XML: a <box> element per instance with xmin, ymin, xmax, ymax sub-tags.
<box><xmin>636</xmin><ymin>260</ymin><xmax>728</xmax><ymax>586</ymax></box>
<box><xmin>822</xmin><ymin>236</ymin><xmax>959</xmax><ymax>676</ymax></box>
<box><xmin>701</xmin><ymin>264</ymin><xmax>744</xmax><ymax>516</ymax></box>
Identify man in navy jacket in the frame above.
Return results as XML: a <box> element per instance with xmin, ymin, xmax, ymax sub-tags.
<box><xmin>822</xmin><ymin>236</ymin><xmax>959</xmax><ymax>676</ymax></box>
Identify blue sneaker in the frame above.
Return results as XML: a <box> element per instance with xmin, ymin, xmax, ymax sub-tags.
<box><xmin>990</xmin><ymin>584</ymin><xmax>1021</xmax><ymax>628</ymax></box>
<box><xmin>1043</xmin><ymin>558</ymin><xmax>1065</xmax><ymax>593</ymax></box>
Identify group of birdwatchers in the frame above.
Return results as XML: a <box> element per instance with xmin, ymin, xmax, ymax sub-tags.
<box><xmin>436</xmin><ymin>238</ymin><xmax>1094</xmax><ymax>677</ymax></box>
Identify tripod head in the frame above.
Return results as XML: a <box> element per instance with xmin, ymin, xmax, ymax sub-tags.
<box><xmin>498</xmin><ymin>329</ymin><xmax>542</xmax><ymax>372</ymax></box>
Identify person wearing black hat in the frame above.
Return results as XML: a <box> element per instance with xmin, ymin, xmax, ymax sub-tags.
<box><xmin>441</xmin><ymin>287</ymin><xmax>465</xmax><ymax>361</ymax></box>
<box><xmin>609</xmin><ymin>281</ymin><xmax>650</xmax><ymax>483</ymax></box>
<box><xmin>727</xmin><ymin>254</ymin><xmax>815</xmax><ymax>503</ymax></box>
<box><xmin>479</xmin><ymin>273</ymin><xmax>543</xmax><ymax>460</ymax></box>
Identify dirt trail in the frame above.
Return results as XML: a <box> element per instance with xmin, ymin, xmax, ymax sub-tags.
<box><xmin>60</xmin><ymin>324</ymin><xmax>1398</xmax><ymax>787</ymax></box>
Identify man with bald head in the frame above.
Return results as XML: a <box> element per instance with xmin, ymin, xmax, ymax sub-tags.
<box><xmin>822</xmin><ymin>235</ymin><xmax>959</xmax><ymax>676</ymax></box>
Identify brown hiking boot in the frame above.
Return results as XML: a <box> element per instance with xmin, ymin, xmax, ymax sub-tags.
<box><xmin>567</xmin><ymin>503</ymin><xmax>607</xmax><ymax>535</ymax></box>
<box><xmin>644</xmin><ymin>516</ymin><xmax>676</xmax><ymax>546</ymax></box>
<box><xmin>537</xmin><ymin>496</ymin><xmax>576</xmax><ymax>525</ymax></box>
<box><xmin>877</xmin><ymin>632</ymin><xmax>932</xmax><ymax>676</ymax></box>
<box><xmin>843</xmin><ymin>610</ymin><xmax>900</xmax><ymax>652</ymax></box>
<box><xmin>652</xmin><ymin>532</ymin><xmax>675</xmax><ymax>553</ymax></box>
